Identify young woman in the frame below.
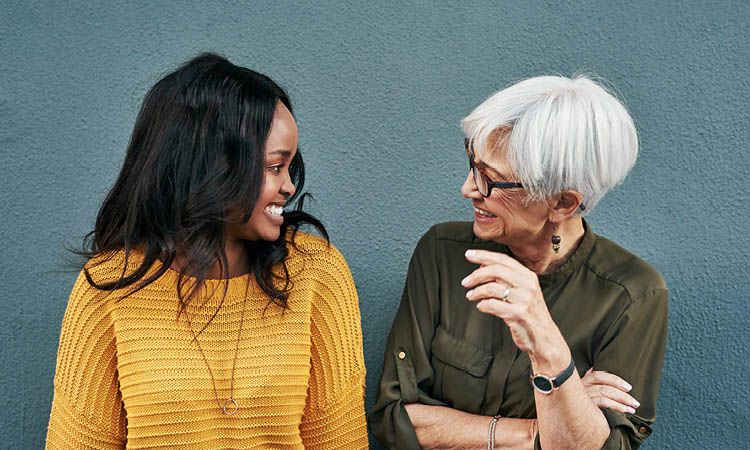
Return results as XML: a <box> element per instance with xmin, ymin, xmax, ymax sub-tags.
<box><xmin>46</xmin><ymin>53</ymin><xmax>368</xmax><ymax>449</ymax></box>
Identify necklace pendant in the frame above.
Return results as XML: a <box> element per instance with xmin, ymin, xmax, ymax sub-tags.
<box><xmin>222</xmin><ymin>398</ymin><xmax>239</xmax><ymax>416</ymax></box>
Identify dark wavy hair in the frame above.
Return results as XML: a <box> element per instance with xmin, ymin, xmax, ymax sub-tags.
<box><xmin>79</xmin><ymin>53</ymin><xmax>327</xmax><ymax>319</ymax></box>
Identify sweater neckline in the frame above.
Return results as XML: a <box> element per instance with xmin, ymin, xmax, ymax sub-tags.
<box><xmin>157</xmin><ymin>262</ymin><xmax>256</xmax><ymax>300</ymax></box>
<box><xmin>104</xmin><ymin>248</ymin><xmax>258</xmax><ymax>300</ymax></box>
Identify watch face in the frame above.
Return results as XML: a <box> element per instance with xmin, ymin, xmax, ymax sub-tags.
<box><xmin>532</xmin><ymin>376</ymin><xmax>554</xmax><ymax>393</ymax></box>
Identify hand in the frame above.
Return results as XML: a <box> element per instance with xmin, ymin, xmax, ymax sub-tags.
<box><xmin>581</xmin><ymin>368</ymin><xmax>640</xmax><ymax>414</ymax></box>
<box><xmin>463</xmin><ymin>250</ymin><xmax>564</xmax><ymax>363</ymax></box>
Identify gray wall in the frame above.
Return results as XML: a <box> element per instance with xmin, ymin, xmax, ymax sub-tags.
<box><xmin>1</xmin><ymin>1</ymin><xmax>748</xmax><ymax>448</ymax></box>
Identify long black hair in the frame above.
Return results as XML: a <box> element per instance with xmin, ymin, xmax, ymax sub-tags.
<box><xmin>79</xmin><ymin>53</ymin><xmax>326</xmax><ymax>317</ymax></box>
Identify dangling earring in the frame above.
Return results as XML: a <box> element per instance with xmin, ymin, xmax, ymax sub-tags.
<box><xmin>551</xmin><ymin>223</ymin><xmax>561</xmax><ymax>253</ymax></box>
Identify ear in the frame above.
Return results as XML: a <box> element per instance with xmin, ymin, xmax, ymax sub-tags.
<box><xmin>547</xmin><ymin>190</ymin><xmax>584</xmax><ymax>222</ymax></box>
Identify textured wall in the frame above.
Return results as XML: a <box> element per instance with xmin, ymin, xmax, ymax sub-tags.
<box><xmin>1</xmin><ymin>1</ymin><xmax>748</xmax><ymax>448</ymax></box>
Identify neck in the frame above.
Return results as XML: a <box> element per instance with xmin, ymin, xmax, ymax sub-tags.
<box><xmin>171</xmin><ymin>238</ymin><xmax>250</xmax><ymax>279</ymax></box>
<box><xmin>221</xmin><ymin>238</ymin><xmax>250</xmax><ymax>278</ymax></box>
<box><xmin>506</xmin><ymin>218</ymin><xmax>585</xmax><ymax>275</ymax></box>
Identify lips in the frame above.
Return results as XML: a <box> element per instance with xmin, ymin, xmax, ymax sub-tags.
<box><xmin>473</xmin><ymin>203</ymin><xmax>497</xmax><ymax>218</ymax></box>
<box><xmin>263</xmin><ymin>202</ymin><xmax>286</xmax><ymax>224</ymax></box>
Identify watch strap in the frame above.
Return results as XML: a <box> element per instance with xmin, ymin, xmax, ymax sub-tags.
<box><xmin>552</xmin><ymin>358</ymin><xmax>576</xmax><ymax>388</ymax></box>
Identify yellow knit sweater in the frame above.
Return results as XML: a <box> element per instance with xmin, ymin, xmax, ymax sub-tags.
<box><xmin>46</xmin><ymin>233</ymin><xmax>368</xmax><ymax>449</ymax></box>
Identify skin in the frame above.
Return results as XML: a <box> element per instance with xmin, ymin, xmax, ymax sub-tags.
<box><xmin>174</xmin><ymin>102</ymin><xmax>298</xmax><ymax>279</ymax></box>
<box><xmin>404</xmin><ymin>134</ymin><xmax>640</xmax><ymax>450</ymax></box>
<box><xmin>223</xmin><ymin>102</ymin><xmax>298</xmax><ymax>276</ymax></box>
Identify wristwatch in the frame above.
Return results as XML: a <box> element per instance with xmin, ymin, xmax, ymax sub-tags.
<box><xmin>530</xmin><ymin>358</ymin><xmax>576</xmax><ymax>394</ymax></box>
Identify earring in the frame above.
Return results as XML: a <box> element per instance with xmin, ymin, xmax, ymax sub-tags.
<box><xmin>551</xmin><ymin>223</ymin><xmax>561</xmax><ymax>253</ymax></box>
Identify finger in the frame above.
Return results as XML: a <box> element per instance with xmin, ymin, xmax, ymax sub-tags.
<box><xmin>466</xmin><ymin>283</ymin><xmax>533</xmax><ymax>304</ymax></box>
<box><xmin>461</xmin><ymin>264</ymin><xmax>529</xmax><ymax>290</ymax></box>
<box><xmin>581</xmin><ymin>368</ymin><xmax>594</xmax><ymax>387</ymax></box>
<box><xmin>587</xmin><ymin>391</ymin><xmax>638</xmax><ymax>414</ymax></box>
<box><xmin>587</xmin><ymin>370</ymin><xmax>633</xmax><ymax>392</ymax></box>
<box><xmin>475</xmin><ymin>299</ymin><xmax>518</xmax><ymax>319</ymax></box>
<box><xmin>597</xmin><ymin>385</ymin><xmax>640</xmax><ymax>410</ymax></box>
<box><xmin>465</xmin><ymin>249</ymin><xmax>529</xmax><ymax>272</ymax></box>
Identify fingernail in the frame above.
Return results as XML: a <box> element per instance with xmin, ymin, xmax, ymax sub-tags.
<box><xmin>633</xmin><ymin>400</ymin><xmax>640</xmax><ymax>408</ymax></box>
<box><xmin>625</xmin><ymin>406</ymin><xmax>636</xmax><ymax>414</ymax></box>
<box><xmin>465</xmin><ymin>289</ymin><xmax>474</xmax><ymax>298</ymax></box>
<box><xmin>461</xmin><ymin>276</ymin><xmax>470</xmax><ymax>286</ymax></box>
<box><xmin>465</xmin><ymin>250</ymin><xmax>475</xmax><ymax>257</ymax></box>
<box><xmin>476</xmin><ymin>300</ymin><xmax>486</xmax><ymax>311</ymax></box>
<box><xmin>623</xmin><ymin>383</ymin><xmax>632</xmax><ymax>392</ymax></box>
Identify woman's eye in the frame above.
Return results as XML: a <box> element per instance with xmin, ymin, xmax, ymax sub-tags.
<box><xmin>267</xmin><ymin>165</ymin><xmax>283</xmax><ymax>174</ymax></box>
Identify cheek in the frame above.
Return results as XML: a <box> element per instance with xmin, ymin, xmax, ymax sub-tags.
<box><xmin>484</xmin><ymin>192</ymin><xmax>532</xmax><ymax>231</ymax></box>
<box><xmin>486</xmin><ymin>190</ymin><xmax>518</xmax><ymax>214</ymax></box>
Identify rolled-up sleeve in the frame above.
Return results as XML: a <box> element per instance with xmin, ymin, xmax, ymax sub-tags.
<box><xmin>367</xmin><ymin>227</ymin><xmax>447</xmax><ymax>450</ymax></box>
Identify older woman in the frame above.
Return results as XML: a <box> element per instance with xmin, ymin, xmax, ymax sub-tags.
<box><xmin>369</xmin><ymin>75</ymin><xmax>667</xmax><ymax>450</ymax></box>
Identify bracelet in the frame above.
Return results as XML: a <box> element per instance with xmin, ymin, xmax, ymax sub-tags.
<box><xmin>487</xmin><ymin>414</ymin><xmax>501</xmax><ymax>450</ymax></box>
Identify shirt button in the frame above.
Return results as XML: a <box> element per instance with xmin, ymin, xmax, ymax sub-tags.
<box><xmin>398</xmin><ymin>351</ymin><xmax>406</xmax><ymax>360</ymax></box>
<box><xmin>638</xmin><ymin>427</ymin><xmax>647</xmax><ymax>434</ymax></box>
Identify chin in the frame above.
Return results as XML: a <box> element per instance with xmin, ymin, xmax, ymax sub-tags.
<box><xmin>472</xmin><ymin>221</ymin><xmax>505</xmax><ymax>243</ymax></box>
<box><xmin>259</xmin><ymin>228</ymin><xmax>282</xmax><ymax>242</ymax></box>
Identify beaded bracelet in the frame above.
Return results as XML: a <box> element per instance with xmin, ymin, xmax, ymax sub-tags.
<box><xmin>487</xmin><ymin>415</ymin><xmax>502</xmax><ymax>450</ymax></box>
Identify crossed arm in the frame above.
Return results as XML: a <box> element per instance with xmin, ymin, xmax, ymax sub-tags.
<box><xmin>404</xmin><ymin>368</ymin><xmax>638</xmax><ymax>450</ymax></box>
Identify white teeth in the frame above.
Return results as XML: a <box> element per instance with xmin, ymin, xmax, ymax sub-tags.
<box><xmin>473</xmin><ymin>206</ymin><xmax>496</xmax><ymax>218</ymax></box>
<box><xmin>265</xmin><ymin>205</ymin><xmax>283</xmax><ymax>217</ymax></box>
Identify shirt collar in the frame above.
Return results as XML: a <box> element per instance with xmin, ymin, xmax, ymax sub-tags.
<box><xmin>537</xmin><ymin>220</ymin><xmax>596</xmax><ymax>289</ymax></box>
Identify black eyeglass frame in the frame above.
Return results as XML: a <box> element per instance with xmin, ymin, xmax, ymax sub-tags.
<box><xmin>464</xmin><ymin>138</ymin><xmax>524</xmax><ymax>197</ymax></box>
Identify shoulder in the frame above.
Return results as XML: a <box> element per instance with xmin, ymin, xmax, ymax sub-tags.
<box><xmin>413</xmin><ymin>221</ymin><xmax>479</xmax><ymax>253</ymax></box>
<box><xmin>585</xmin><ymin>234</ymin><xmax>667</xmax><ymax>303</ymax></box>
<box><xmin>286</xmin><ymin>231</ymin><xmax>356</xmax><ymax>297</ymax></box>
<box><xmin>290</xmin><ymin>233</ymin><xmax>362</xmax><ymax>343</ymax></box>
<box><xmin>70</xmin><ymin>250</ymin><xmax>132</xmax><ymax>305</ymax></box>
<box><xmin>83</xmin><ymin>249</ymin><xmax>147</xmax><ymax>287</ymax></box>
<box><xmin>425</xmin><ymin>221</ymin><xmax>478</xmax><ymax>243</ymax></box>
<box><xmin>56</xmin><ymin>261</ymin><xmax>123</xmax><ymax>378</ymax></box>
<box><xmin>287</xmin><ymin>231</ymin><xmax>349</xmax><ymax>270</ymax></box>
<box><xmin>413</xmin><ymin>221</ymin><xmax>502</xmax><ymax>262</ymax></box>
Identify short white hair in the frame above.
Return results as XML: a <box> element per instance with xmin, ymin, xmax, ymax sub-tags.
<box><xmin>461</xmin><ymin>75</ymin><xmax>638</xmax><ymax>214</ymax></box>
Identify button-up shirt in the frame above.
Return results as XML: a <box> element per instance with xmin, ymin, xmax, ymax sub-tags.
<box><xmin>369</xmin><ymin>222</ymin><xmax>668</xmax><ymax>449</ymax></box>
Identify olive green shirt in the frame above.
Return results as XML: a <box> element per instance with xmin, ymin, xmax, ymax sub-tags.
<box><xmin>368</xmin><ymin>222</ymin><xmax>668</xmax><ymax>450</ymax></box>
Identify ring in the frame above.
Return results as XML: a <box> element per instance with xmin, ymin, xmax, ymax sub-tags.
<box><xmin>500</xmin><ymin>286</ymin><xmax>512</xmax><ymax>302</ymax></box>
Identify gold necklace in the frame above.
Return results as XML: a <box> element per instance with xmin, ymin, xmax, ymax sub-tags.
<box><xmin>185</xmin><ymin>292</ymin><xmax>248</xmax><ymax>416</ymax></box>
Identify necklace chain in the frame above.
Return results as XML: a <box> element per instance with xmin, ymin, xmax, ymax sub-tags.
<box><xmin>185</xmin><ymin>293</ymin><xmax>248</xmax><ymax>416</ymax></box>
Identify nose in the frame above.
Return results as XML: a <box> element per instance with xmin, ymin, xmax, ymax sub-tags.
<box><xmin>281</xmin><ymin>174</ymin><xmax>296</xmax><ymax>199</ymax></box>
<box><xmin>461</xmin><ymin>170</ymin><xmax>481</xmax><ymax>200</ymax></box>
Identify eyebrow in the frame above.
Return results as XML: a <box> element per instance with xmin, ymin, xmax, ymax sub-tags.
<box><xmin>475</xmin><ymin>158</ymin><xmax>508</xmax><ymax>180</ymax></box>
<box><xmin>267</xmin><ymin>149</ymin><xmax>293</xmax><ymax>158</ymax></box>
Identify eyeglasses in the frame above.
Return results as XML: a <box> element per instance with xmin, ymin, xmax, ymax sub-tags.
<box><xmin>464</xmin><ymin>138</ymin><xmax>524</xmax><ymax>197</ymax></box>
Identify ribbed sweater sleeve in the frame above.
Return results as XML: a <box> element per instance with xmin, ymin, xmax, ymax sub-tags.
<box><xmin>46</xmin><ymin>271</ymin><xmax>126</xmax><ymax>449</ymax></box>
<box><xmin>299</xmin><ymin>244</ymin><xmax>368</xmax><ymax>449</ymax></box>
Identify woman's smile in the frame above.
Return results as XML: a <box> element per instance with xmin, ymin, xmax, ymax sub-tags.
<box><xmin>263</xmin><ymin>203</ymin><xmax>285</xmax><ymax>225</ymax></box>
<box><xmin>472</xmin><ymin>202</ymin><xmax>497</xmax><ymax>220</ymax></box>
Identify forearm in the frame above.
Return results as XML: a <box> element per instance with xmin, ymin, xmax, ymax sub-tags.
<box><xmin>405</xmin><ymin>404</ymin><xmax>535</xmax><ymax>450</ymax></box>
<box><xmin>530</xmin><ymin>339</ymin><xmax>610</xmax><ymax>450</ymax></box>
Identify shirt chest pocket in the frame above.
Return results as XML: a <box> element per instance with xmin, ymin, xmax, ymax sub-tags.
<box><xmin>431</xmin><ymin>326</ymin><xmax>492</xmax><ymax>412</ymax></box>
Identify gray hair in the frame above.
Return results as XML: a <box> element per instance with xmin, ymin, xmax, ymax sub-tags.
<box><xmin>461</xmin><ymin>75</ymin><xmax>638</xmax><ymax>214</ymax></box>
